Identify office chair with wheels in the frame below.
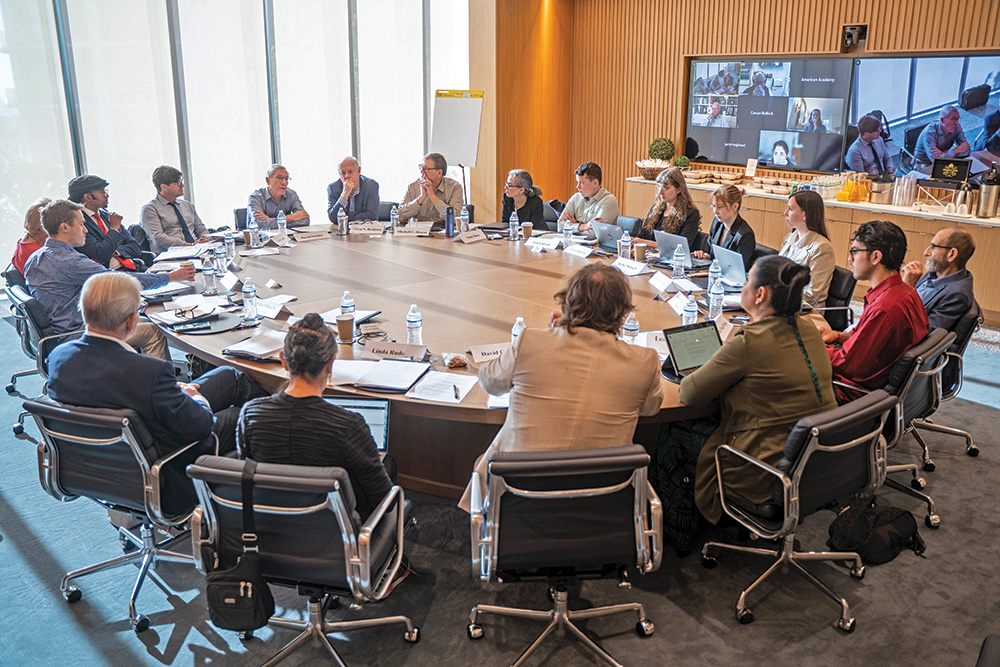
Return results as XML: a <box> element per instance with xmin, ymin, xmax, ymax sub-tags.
<box><xmin>7</xmin><ymin>284</ymin><xmax>83</xmax><ymax>433</ymax></box>
<box><xmin>233</xmin><ymin>207</ymin><xmax>248</xmax><ymax>230</ymax></box>
<box><xmin>377</xmin><ymin>201</ymin><xmax>398</xmax><ymax>221</ymax></box>
<box><xmin>913</xmin><ymin>300</ymin><xmax>982</xmax><ymax>456</ymax></box>
<box><xmin>701</xmin><ymin>390</ymin><xmax>896</xmax><ymax>632</ymax></box>
<box><xmin>813</xmin><ymin>265</ymin><xmax>858</xmax><ymax>331</ymax></box>
<box><xmin>23</xmin><ymin>395</ymin><xmax>211</xmax><ymax>633</ymax></box>
<box><xmin>615</xmin><ymin>215</ymin><xmax>642</xmax><ymax>237</ymax></box>
<box><xmin>899</xmin><ymin>124</ymin><xmax>929</xmax><ymax>171</ymax></box>
<box><xmin>4</xmin><ymin>263</ymin><xmax>37</xmax><ymax>393</ymax></box>
<box><xmin>125</xmin><ymin>224</ymin><xmax>157</xmax><ymax>267</ymax></box>
<box><xmin>187</xmin><ymin>455</ymin><xmax>418</xmax><ymax>667</ymax></box>
<box><xmin>750</xmin><ymin>243</ymin><xmax>777</xmax><ymax>264</ymax></box>
<box><xmin>468</xmin><ymin>445</ymin><xmax>662</xmax><ymax>667</ymax></box>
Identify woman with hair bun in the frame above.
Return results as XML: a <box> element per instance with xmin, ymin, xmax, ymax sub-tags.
<box><xmin>679</xmin><ymin>255</ymin><xmax>838</xmax><ymax>524</ymax></box>
<box><xmin>236</xmin><ymin>312</ymin><xmax>394</xmax><ymax>517</ymax></box>
<box><xmin>501</xmin><ymin>168</ymin><xmax>545</xmax><ymax>225</ymax></box>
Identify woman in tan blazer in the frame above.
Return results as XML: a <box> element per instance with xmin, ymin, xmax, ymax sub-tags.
<box><xmin>459</xmin><ymin>264</ymin><xmax>664</xmax><ymax>511</ymax></box>
<box><xmin>679</xmin><ymin>255</ymin><xmax>838</xmax><ymax>524</ymax></box>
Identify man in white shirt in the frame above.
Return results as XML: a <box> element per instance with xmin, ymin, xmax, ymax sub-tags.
<box><xmin>558</xmin><ymin>162</ymin><xmax>619</xmax><ymax>235</ymax></box>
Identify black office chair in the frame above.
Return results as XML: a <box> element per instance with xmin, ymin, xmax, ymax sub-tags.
<box><xmin>187</xmin><ymin>455</ymin><xmax>418</xmax><ymax>666</ymax></box>
<box><xmin>692</xmin><ymin>230</ymin><xmax>709</xmax><ymax>254</ymax></box>
<box><xmin>841</xmin><ymin>124</ymin><xmax>859</xmax><ymax>171</ymax></box>
<box><xmin>615</xmin><ymin>215</ymin><xmax>642</xmax><ymax>236</ymax></box>
<box><xmin>126</xmin><ymin>224</ymin><xmax>157</xmax><ymax>267</ymax></box>
<box><xmin>750</xmin><ymin>243</ymin><xmax>777</xmax><ymax>264</ymax></box>
<box><xmin>540</xmin><ymin>201</ymin><xmax>559</xmax><ymax>231</ymax></box>
<box><xmin>899</xmin><ymin>124</ymin><xmax>929</xmax><ymax>171</ymax></box>
<box><xmin>233</xmin><ymin>207</ymin><xmax>248</xmax><ymax>230</ymax></box>
<box><xmin>467</xmin><ymin>446</ymin><xmax>661</xmax><ymax>666</ymax></box>
<box><xmin>814</xmin><ymin>265</ymin><xmax>858</xmax><ymax>331</ymax></box>
<box><xmin>23</xmin><ymin>395</ymin><xmax>211</xmax><ymax>632</ymax></box>
<box><xmin>913</xmin><ymin>301</ymin><xmax>982</xmax><ymax>456</ymax></box>
<box><xmin>374</xmin><ymin>201</ymin><xmax>396</xmax><ymax>222</ymax></box>
<box><xmin>701</xmin><ymin>390</ymin><xmax>896</xmax><ymax>632</ymax></box>
<box><xmin>7</xmin><ymin>284</ymin><xmax>82</xmax><ymax>433</ymax></box>
<box><xmin>4</xmin><ymin>264</ymin><xmax>36</xmax><ymax>394</ymax></box>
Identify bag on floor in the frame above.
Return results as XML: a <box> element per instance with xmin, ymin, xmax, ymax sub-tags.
<box><xmin>826</xmin><ymin>497</ymin><xmax>926</xmax><ymax>565</ymax></box>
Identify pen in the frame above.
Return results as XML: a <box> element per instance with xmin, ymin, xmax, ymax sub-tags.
<box><xmin>453</xmin><ymin>384</ymin><xmax>460</xmax><ymax>400</ymax></box>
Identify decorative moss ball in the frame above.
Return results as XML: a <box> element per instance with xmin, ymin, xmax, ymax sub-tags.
<box><xmin>674</xmin><ymin>155</ymin><xmax>691</xmax><ymax>170</ymax></box>
<box><xmin>649</xmin><ymin>138</ymin><xmax>675</xmax><ymax>161</ymax></box>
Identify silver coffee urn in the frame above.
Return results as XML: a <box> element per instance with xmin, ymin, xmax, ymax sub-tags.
<box><xmin>978</xmin><ymin>162</ymin><xmax>1000</xmax><ymax>218</ymax></box>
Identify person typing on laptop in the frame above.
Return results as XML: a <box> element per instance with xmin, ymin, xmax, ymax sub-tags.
<box><xmin>691</xmin><ymin>184</ymin><xmax>756</xmax><ymax>271</ymax></box>
<box><xmin>638</xmin><ymin>167</ymin><xmax>701</xmax><ymax>248</ymax></box>
<box><xmin>237</xmin><ymin>313</ymin><xmax>395</xmax><ymax>517</ymax></box>
<box><xmin>679</xmin><ymin>256</ymin><xmax>837</xmax><ymax>525</ymax></box>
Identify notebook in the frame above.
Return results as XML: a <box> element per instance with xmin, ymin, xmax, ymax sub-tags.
<box><xmin>652</xmin><ymin>230</ymin><xmax>713</xmax><ymax>269</ymax></box>
<box><xmin>323</xmin><ymin>396</ymin><xmax>390</xmax><ymax>459</ymax></box>
<box><xmin>660</xmin><ymin>320</ymin><xmax>723</xmax><ymax>383</ymax></box>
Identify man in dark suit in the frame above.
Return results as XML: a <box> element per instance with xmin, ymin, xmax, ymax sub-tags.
<box><xmin>67</xmin><ymin>175</ymin><xmax>145</xmax><ymax>270</ymax></box>
<box><xmin>902</xmin><ymin>226</ymin><xmax>976</xmax><ymax>331</ymax></box>
<box><xmin>46</xmin><ymin>271</ymin><xmax>266</xmax><ymax>456</ymax></box>
<box><xmin>327</xmin><ymin>156</ymin><xmax>380</xmax><ymax>222</ymax></box>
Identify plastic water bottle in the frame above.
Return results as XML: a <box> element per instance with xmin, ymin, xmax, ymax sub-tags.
<box><xmin>682</xmin><ymin>295</ymin><xmax>698</xmax><ymax>325</ymax></box>
<box><xmin>459</xmin><ymin>205</ymin><xmax>470</xmax><ymax>233</ymax></box>
<box><xmin>708</xmin><ymin>279</ymin><xmax>724</xmax><ymax>320</ymax></box>
<box><xmin>708</xmin><ymin>259</ymin><xmax>722</xmax><ymax>289</ymax></box>
<box><xmin>406</xmin><ymin>304</ymin><xmax>423</xmax><ymax>345</ymax></box>
<box><xmin>563</xmin><ymin>219</ymin><xmax>573</xmax><ymax>243</ymax></box>
<box><xmin>242</xmin><ymin>277</ymin><xmax>257</xmax><ymax>320</ymax></box>
<box><xmin>224</xmin><ymin>230</ymin><xmax>235</xmax><ymax>261</ymax></box>
<box><xmin>509</xmin><ymin>210</ymin><xmax>519</xmax><ymax>241</ymax></box>
<box><xmin>619</xmin><ymin>231</ymin><xmax>632</xmax><ymax>259</ymax></box>
<box><xmin>276</xmin><ymin>209</ymin><xmax>287</xmax><ymax>236</ymax></box>
<box><xmin>247</xmin><ymin>211</ymin><xmax>260</xmax><ymax>249</ymax></box>
<box><xmin>214</xmin><ymin>246</ymin><xmax>228</xmax><ymax>285</ymax></box>
<box><xmin>510</xmin><ymin>316</ymin><xmax>526</xmax><ymax>344</ymax></box>
<box><xmin>337</xmin><ymin>208</ymin><xmax>348</xmax><ymax>236</ymax></box>
<box><xmin>340</xmin><ymin>290</ymin><xmax>355</xmax><ymax>316</ymax></box>
<box><xmin>672</xmin><ymin>244</ymin><xmax>686</xmax><ymax>279</ymax></box>
<box><xmin>201</xmin><ymin>249</ymin><xmax>218</xmax><ymax>295</ymax></box>
<box><xmin>622</xmin><ymin>311</ymin><xmax>639</xmax><ymax>344</ymax></box>
<box><xmin>389</xmin><ymin>204</ymin><xmax>399</xmax><ymax>233</ymax></box>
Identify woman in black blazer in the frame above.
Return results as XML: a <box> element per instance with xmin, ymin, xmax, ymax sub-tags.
<box><xmin>638</xmin><ymin>167</ymin><xmax>701</xmax><ymax>246</ymax></box>
<box><xmin>692</xmin><ymin>184</ymin><xmax>756</xmax><ymax>271</ymax></box>
<box><xmin>500</xmin><ymin>169</ymin><xmax>545</xmax><ymax>225</ymax></box>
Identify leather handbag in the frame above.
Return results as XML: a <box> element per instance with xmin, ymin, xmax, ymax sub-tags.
<box><xmin>205</xmin><ymin>459</ymin><xmax>275</xmax><ymax>631</ymax></box>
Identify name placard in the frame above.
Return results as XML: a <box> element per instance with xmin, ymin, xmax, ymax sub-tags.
<box><xmin>264</xmin><ymin>232</ymin><xmax>292</xmax><ymax>247</ymax></box>
<box><xmin>469</xmin><ymin>342</ymin><xmax>509</xmax><ymax>364</ymax></box>
<box><xmin>525</xmin><ymin>236</ymin><xmax>561</xmax><ymax>250</ymax></box>
<box><xmin>255</xmin><ymin>300</ymin><xmax>291</xmax><ymax>320</ymax></box>
<box><xmin>668</xmin><ymin>291</ymin><xmax>690</xmax><ymax>316</ymax></box>
<box><xmin>228</xmin><ymin>255</ymin><xmax>246</xmax><ymax>272</ymax></box>
<box><xmin>292</xmin><ymin>231</ymin><xmax>329</xmax><ymax>242</ymax></box>
<box><xmin>563</xmin><ymin>244</ymin><xmax>593</xmax><ymax>258</ymax></box>
<box><xmin>745</xmin><ymin>158</ymin><xmax>758</xmax><ymax>178</ymax></box>
<box><xmin>457</xmin><ymin>228</ymin><xmax>487</xmax><ymax>244</ymax></box>
<box><xmin>219</xmin><ymin>271</ymin><xmax>242</xmax><ymax>293</ymax></box>
<box><xmin>648</xmin><ymin>270</ymin><xmax>673</xmax><ymax>296</ymax></box>
<box><xmin>611</xmin><ymin>256</ymin><xmax>652</xmax><ymax>276</ymax></box>
<box><xmin>350</xmin><ymin>220</ymin><xmax>385</xmax><ymax>234</ymax></box>
<box><xmin>264</xmin><ymin>278</ymin><xmax>281</xmax><ymax>289</ymax></box>
<box><xmin>716</xmin><ymin>314</ymin><xmax>736</xmax><ymax>341</ymax></box>
<box><xmin>360</xmin><ymin>342</ymin><xmax>427</xmax><ymax>361</ymax></box>
<box><xmin>359</xmin><ymin>322</ymin><xmax>384</xmax><ymax>335</ymax></box>
<box><xmin>395</xmin><ymin>223</ymin><xmax>433</xmax><ymax>237</ymax></box>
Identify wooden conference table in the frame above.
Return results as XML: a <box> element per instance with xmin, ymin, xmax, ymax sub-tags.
<box><xmin>160</xmin><ymin>227</ymin><xmax>709</xmax><ymax>499</ymax></box>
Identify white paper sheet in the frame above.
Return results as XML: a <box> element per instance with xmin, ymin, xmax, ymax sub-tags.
<box><xmin>329</xmin><ymin>360</ymin><xmax>379</xmax><ymax>385</ymax></box>
<box><xmin>486</xmin><ymin>392</ymin><xmax>510</xmax><ymax>409</ymax></box>
<box><xmin>405</xmin><ymin>371</ymin><xmax>479</xmax><ymax>404</ymax></box>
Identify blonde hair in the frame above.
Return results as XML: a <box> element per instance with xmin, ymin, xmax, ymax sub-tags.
<box><xmin>710</xmin><ymin>184</ymin><xmax>744</xmax><ymax>211</ymax></box>
<box><xmin>24</xmin><ymin>197</ymin><xmax>53</xmax><ymax>238</ymax></box>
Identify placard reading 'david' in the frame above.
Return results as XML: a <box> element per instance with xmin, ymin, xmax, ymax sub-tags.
<box><xmin>469</xmin><ymin>342</ymin><xmax>508</xmax><ymax>364</ymax></box>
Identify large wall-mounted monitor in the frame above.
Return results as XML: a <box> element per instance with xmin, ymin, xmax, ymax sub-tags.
<box><xmin>686</xmin><ymin>58</ymin><xmax>854</xmax><ymax>172</ymax></box>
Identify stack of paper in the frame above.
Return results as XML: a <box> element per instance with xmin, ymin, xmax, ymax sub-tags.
<box><xmin>353</xmin><ymin>360</ymin><xmax>430</xmax><ymax>393</ymax></box>
<box><xmin>141</xmin><ymin>282</ymin><xmax>192</xmax><ymax>298</ymax></box>
<box><xmin>405</xmin><ymin>372</ymin><xmax>479</xmax><ymax>404</ymax></box>
<box><xmin>222</xmin><ymin>329</ymin><xmax>287</xmax><ymax>361</ymax></box>
<box><xmin>155</xmin><ymin>246</ymin><xmax>208</xmax><ymax>261</ymax></box>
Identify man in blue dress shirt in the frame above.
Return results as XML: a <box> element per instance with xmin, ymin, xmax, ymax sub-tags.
<box><xmin>25</xmin><ymin>200</ymin><xmax>194</xmax><ymax>359</ymax></box>
<box><xmin>845</xmin><ymin>115</ymin><xmax>895</xmax><ymax>176</ymax></box>
<box><xmin>901</xmin><ymin>226</ymin><xmax>976</xmax><ymax>331</ymax></box>
<box><xmin>247</xmin><ymin>164</ymin><xmax>310</xmax><ymax>230</ymax></box>
<box><xmin>327</xmin><ymin>156</ymin><xmax>380</xmax><ymax>222</ymax></box>
<box><xmin>914</xmin><ymin>105</ymin><xmax>971</xmax><ymax>170</ymax></box>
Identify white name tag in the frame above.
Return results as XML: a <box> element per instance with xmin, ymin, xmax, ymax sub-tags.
<box><xmin>611</xmin><ymin>256</ymin><xmax>652</xmax><ymax>276</ymax></box>
<box><xmin>228</xmin><ymin>255</ymin><xmax>246</xmax><ymax>272</ymax></box>
<box><xmin>255</xmin><ymin>300</ymin><xmax>290</xmax><ymax>320</ymax></box>
<box><xmin>219</xmin><ymin>271</ymin><xmax>241</xmax><ymax>292</ymax></box>
<box><xmin>636</xmin><ymin>330</ymin><xmax>669</xmax><ymax>356</ymax></box>
<box><xmin>395</xmin><ymin>223</ymin><xmax>433</xmax><ymax>236</ymax></box>
<box><xmin>350</xmin><ymin>220</ymin><xmax>385</xmax><ymax>234</ymax></box>
<box><xmin>716</xmin><ymin>313</ymin><xmax>736</xmax><ymax>341</ymax></box>
<box><xmin>668</xmin><ymin>291</ymin><xmax>690</xmax><ymax>315</ymax></box>
<box><xmin>745</xmin><ymin>158</ymin><xmax>758</xmax><ymax>178</ymax></box>
<box><xmin>264</xmin><ymin>278</ymin><xmax>281</xmax><ymax>289</ymax></box>
<box><xmin>361</xmin><ymin>342</ymin><xmax>427</xmax><ymax>361</ymax></box>
<box><xmin>525</xmin><ymin>236</ymin><xmax>561</xmax><ymax>250</ymax></box>
<box><xmin>648</xmin><ymin>270</ymin><xmax>673</xmax><ymax>295</ymax></box>
<box><xmin>563</xmin><ymin>244</ymin><xmax>593</xmax><ymax>258</ymax></box>
<box><xmin>264</xmin><ymin>233</ymin><xmax>292</xmax><ymax>247</ymax></box>
<box><xmin>292</xmin><ymin>231</ymin><xmax>328</xmax><ymax>242</ymax></box>
<box><xmin>469</xmin><ymin>342</ymin><xmax>509</xmax><ymax>364</ymax></box>
<box><xmin>457</xmin><ymin>228</ymin><xmax>487</xmax><ymax>244</ymax></box>
<box><xmin>359</xmin><ymin>322</ymin><xmax>383</xmax><ymax>335</ymax></box>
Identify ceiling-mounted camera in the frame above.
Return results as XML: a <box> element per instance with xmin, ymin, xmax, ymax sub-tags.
<box><xmin>843</xmin><ymin>25</ymin><xmax>867</xmax><ymax>49</ymax></box>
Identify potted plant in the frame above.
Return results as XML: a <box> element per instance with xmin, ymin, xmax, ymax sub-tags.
<box><xmin>636</xmin><ymin>138</ymin><xmax>675</xmax><ymax>180</ymax></box>
<box><xmin>674</xmin><ymin>156</ymin><xmax>691</xmax><ymax>171</ymax></box>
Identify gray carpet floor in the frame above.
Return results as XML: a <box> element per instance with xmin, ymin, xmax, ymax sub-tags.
<box><xmin>1</xmin><ymin>321</ymin><xmax>999</xmax><ymax>666</ymax></box>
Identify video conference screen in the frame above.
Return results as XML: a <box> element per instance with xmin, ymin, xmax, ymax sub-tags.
<box><xmin>686</xmin><ymin>58</ymin><xmax>854</xmax><ymax>172</ymax></box>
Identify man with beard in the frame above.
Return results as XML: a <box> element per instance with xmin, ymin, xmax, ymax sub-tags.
<box><xmin>901</xmin><ymin>226</ymin><xmax>976</xmax><ymax>331</ymax></box>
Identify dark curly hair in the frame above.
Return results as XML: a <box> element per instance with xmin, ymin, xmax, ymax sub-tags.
<box><xmin>283</xmin><ymin>313</ymin><xmax>338</xmax><ymax>377</ymax></box>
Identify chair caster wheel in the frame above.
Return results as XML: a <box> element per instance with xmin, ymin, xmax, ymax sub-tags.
<box><xmin>404</xmin><ymin>627</ymin><xmax>420</xmax><ymax>643</ymax></box>
<box><xmin>850</xmin><ymin>565</ymin><xmax>865</xmax><ymax>580</ymax></box>
<box><xmin>12</xmin><ymin>423</ymin><xmax>23</xmax><ymax>435</ymax></box>
<box><xmin>133</xmin><ymin>614</ymin><xmax>150</xmax><ymax>633</ymax></box>
<box><xmin>64</xmin><ymin>586</ymin><xmax>82</xmax><ymax>603</ymax></box>
<box><xmin>922</xmin><ymin>460</ymin><xmax>935</xmax><ymax>472</ymax></box>
<box><xmin>636</xmin><ymin>619</ymin><xmax>655</xmax><ymax>637</ymax></box>
<box><xmin>967</xmin><ymin>445</ymin><xmax>980</xmax><ymax>457</ymax></box>
<box><xmin>838</xmin><ymin>617</ymin><xmax>856</xmax><ymax>633</ymax></box>
<box><xmin>701</xmin><ymin>554</ymin><xmax>717</xmax><ymax>569</ymax></box>
<box><xmin>467</xmin><ymin>623</ymin><xmax>484</xmax><ymax>640</ymax></box>
<box><xmin>5</xmin><ymin>383</ymin><xmax>16</xmax><ymax>393</ymax></box>
<box><xmin>926</xmin><ymin>514</ymin><xmax>941</xmax><ymax>528</ymax></box>
<box><xmin>911</xmin><ymin>477</ymin><xmax>926</xmax><ymax>490</ymax></box>
<box><xmin>736</xmin><ymin>608</ymin><xmax>754</xmax><ymax>625</ymax></box>
<box><xmin>238</xmin><ymin>630</ymin><xmax>253</xmax><ymax>640</ymax></box>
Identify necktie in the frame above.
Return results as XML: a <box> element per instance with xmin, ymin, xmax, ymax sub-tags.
<box><xmin>95</xmin><ymin>212</ymin><xmax>136</xmax><ymax>270</ymax></box>
<box><xmin>871</xmin><ymin>143</ymin><xmax>883</xmax><ymax>175</ymax></box>
<box><xmin>168</xmin><ymin>201</ymin><xmax>195</xmax><ymax>243</ymax></box>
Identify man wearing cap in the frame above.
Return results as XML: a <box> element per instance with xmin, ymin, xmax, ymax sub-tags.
<box><xmin>67</xmin><ymin>175</ymin><xmax>145</xmax><ymax>270</ymax></box>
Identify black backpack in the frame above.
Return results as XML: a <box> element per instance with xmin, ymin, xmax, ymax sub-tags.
<box><xmin>868</xmin><ymin>109</ymin><xmax>892</xmax><ymax>143</ymax></box>
<box><xmin>827</xmin><ymin>496</ymin><xmax>926</xmax><ymax>565</ymax></box>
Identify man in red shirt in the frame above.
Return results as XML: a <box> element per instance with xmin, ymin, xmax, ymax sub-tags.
<box><xmin>816</xmin><ymin>220</ymin><xmax>929</xmax><ymax>402</ymax></box>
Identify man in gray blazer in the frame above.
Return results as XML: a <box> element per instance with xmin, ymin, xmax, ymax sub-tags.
<box><xmin>327</xmin><ymin>156</ymin><xmax>380</xmax><ymax>222</ymax></box>
<box><xmin>901</xmin><ymin>226</ymin><xmax>976</xmax><ymax>331</ymax></box>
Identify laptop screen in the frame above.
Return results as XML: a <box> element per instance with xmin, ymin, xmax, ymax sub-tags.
<box><xmin>324</xmin><ymin>397</ymin><xmax>390</xmax><ymax>452</ymax></box>
<box><xmin>663</xmin><ymin>321</ymin><xmax>723</xmax><ymax>374</ymax></box>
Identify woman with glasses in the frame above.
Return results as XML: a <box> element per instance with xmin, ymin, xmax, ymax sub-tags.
<box><xmin>691</xmin><ymin>184</ymin><xmax>756</xmax><ymax>271</ymax></box>
<box><xmin>778</xmin><ymin>190</ymin><xmax>835</xmax><ymax>312</ymax></box>
<box><xmin>500</xmin><ymin>169</ymin><xmax>545</xmax><ymax>226</ymax></box>
<box><xmin>638</xmin><ymin>167</ymin><xmax>701</xmax><ymax>246</ymax></box>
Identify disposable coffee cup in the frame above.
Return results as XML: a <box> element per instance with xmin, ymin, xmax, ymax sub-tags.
<box><xmin>243</xmin><ymin>231</ymin><xmax>252</xmax><ymax>245</ymax></box>
<box><xmin>180</xmin><ymin>260</ymin><xmax>194</xmax><ymax>276</ymax></box>
<box><xmin>521</xmin><ymin>222</ymin><xmax>533</xmax><ymax>239</ymax></box>
<box><xmin>335</xmin><ymin>313</ymin><xmax>355</xmax><ymax>344</ymax></box>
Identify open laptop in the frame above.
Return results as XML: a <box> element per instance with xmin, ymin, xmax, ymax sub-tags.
<box><xmin>592</xmin><ymin>221</ymin><xmax>624</xmax><ymax>253</ymax></box>
<box><xmin>660</xmin><ymin>320</ymin><xmax>723</xmax><ymax>384</ymax></box>
<box><xmin>652</xmin><ymin>230</ymin><xmax>713</xmax><ymax>270</ymax></box>
<box><xmin>690</xmin><ymin>244</ymin><xmax>746</xmax><ymax>293</ymax></box>
<box><xmin>323</xmin><ymin>396</ymin><xmax>390</xmax><ymax>460</ymax></box>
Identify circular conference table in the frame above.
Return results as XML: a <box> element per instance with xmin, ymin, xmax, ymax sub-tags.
<box><xmin>160</xmin><ymin>226</ymin><xmax>711</xmax><ymax>499</ymax></box>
